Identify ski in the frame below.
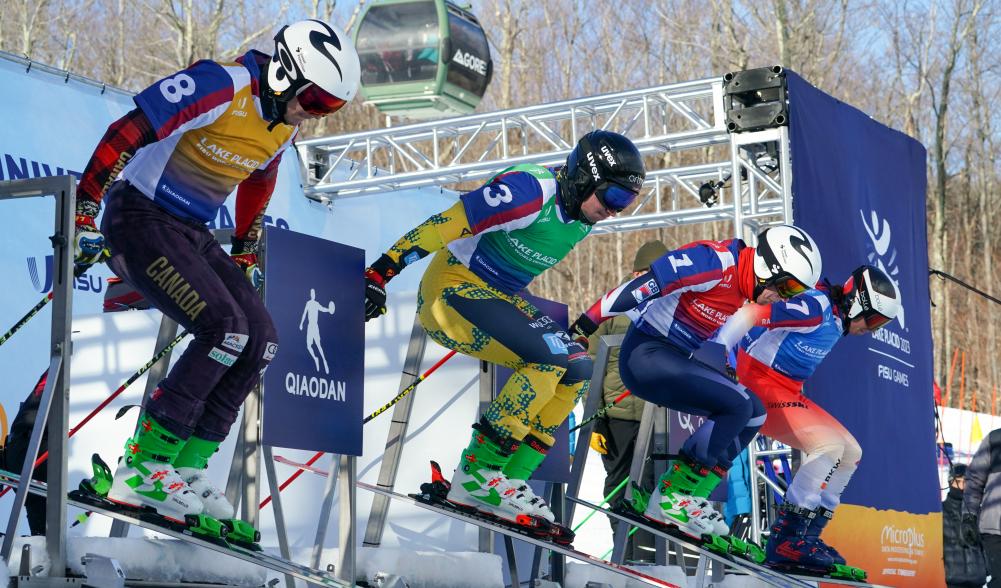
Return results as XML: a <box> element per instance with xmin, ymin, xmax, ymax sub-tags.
<box><xmin>0</xmin><ymin>469</ymin><xmax>351</xmax><ymax>588</ymax></box>
<box><xmin>356</xmin><ymin>481</ymin><xmax>682</xmax><ymax>588</ymax></box>
<box><xmin>566</xmin><ymin>495</ymin><xmax>818</xmax><ymax>588</ymax></box>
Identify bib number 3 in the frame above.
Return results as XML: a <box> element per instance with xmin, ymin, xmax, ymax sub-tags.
<box><xmin>482</xmin><ymin>184</ymin><xmax>514</xmax><ymax>207</ymax></box>
<box><xmin>159</xmin><ymin>74</ymin><xmax>196</xmax><ymax>104</ymax></box>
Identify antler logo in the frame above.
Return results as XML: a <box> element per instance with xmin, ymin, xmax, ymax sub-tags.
<box><xmin>788</xmin><ymin>231</ymin><xmax>815</xmax><ymax>274</ymax></box>
<box><xmin>859</xmin><ymin>210</ymin><xmax>906</xmax><ymax>329</ymax></box>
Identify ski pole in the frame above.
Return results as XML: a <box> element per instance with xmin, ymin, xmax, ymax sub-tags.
<box><xmin>0</xmin><ymin>261</ymin><xmax>102</xmax><ymax>348</ymax></box>
<box><xmin>570</xmin><ymin>390</ymin><xmax>631</xmax><ymax>433</ymax></box>
<box><xmin>261</xmin><ymin>349</ymin><xmax>459</xmax><ymax>509</ymax></box>
<box><xmin>363</xmin><ymin>349</ymin><xmax>457</xmax><ymax>423</ymax></box>
<box><xmin>0</xmin><ymin>330</ymin><xmax>189</xmax><ymax>499</ymax></box>
<box><xmin>571</xmin><ymin>476</ymin><xmax>629</xmax><ymax>532</ymax></box>
<box><xmin>260</xmin><ymin>450</ymin><xmax>325</xmax><ymax>509</ymax></box>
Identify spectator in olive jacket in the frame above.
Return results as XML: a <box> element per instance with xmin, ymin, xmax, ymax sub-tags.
<box><xmin>588</xmin><ymin>240</ymin><xmax>667</xmax><ymax>563</ymax></box>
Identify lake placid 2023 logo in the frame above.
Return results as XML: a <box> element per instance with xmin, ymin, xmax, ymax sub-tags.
<box><xmin>860</xmin><ymin>209</ymin><xmax>913</xmax><ymax>388</ymax></box>
<box><xmin>26</xmin><ymin>255</ymin><xmax>103</xmax><ymax>294</ymax></box>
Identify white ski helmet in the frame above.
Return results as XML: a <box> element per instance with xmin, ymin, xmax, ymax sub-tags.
<box><xmin>840</xmin><ymin>265</ymin><xmax>901</xmax><ymax>332</ymax></box>
<box><xmin>267</xmin><ymin>19</ymin><xmax>360</xmax><ymax>114</ymax></box>
<box><xmin>753</xmin><ymin>224</ymin><xmax>822</xmax><ymax>298</ymax></box>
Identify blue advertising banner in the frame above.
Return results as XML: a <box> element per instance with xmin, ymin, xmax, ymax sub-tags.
<box><xmin>787</xmin><ymin>71</ymin><xmax>941</xmax><ymax>586</ymax></box>
<box><xmin>262</xmin><ymin>227</ymin><xmax>365</xmax><ymax>455</ymax></box>
<box><xmin>494</xmin><ymin>293</ymin><xmax>571</xmax><ymax>484</ymax></box>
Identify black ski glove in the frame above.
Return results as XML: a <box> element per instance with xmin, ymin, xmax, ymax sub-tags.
<box><xmin>364</xmin><ymin>254</ymin><xmax>401</xmax><ymax>322</ymax></box>
<box><xmin>962</xmin><ymin>514</ymin><xmax>981</xmax><ymax>546</ymax></box>
<box><xmin>569</xmin><ymin>314</ymin><xmax>598</xmax><ymax>350</ymax></box>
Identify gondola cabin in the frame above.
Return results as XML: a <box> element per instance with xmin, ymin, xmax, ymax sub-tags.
<box><xmin>354</xmin><ymin>0</ymin><xmax>492</xmax><ymax>119</ymax></box>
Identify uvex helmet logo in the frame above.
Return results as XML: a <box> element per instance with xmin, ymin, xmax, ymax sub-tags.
<box><xmin>860</xmin><ymin>209</ymin><xmax>905</xmax><ymax>329</ymax></box>
<box><xmin>586</xmin><ymin>151</ymin><xmax>601</xmax><ymax>181</ymax></box>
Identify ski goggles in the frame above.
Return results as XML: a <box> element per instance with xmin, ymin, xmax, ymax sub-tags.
<box><xmin>595</xmin><ymin>181</ymin><xmax>639</xmax><ymax>213</ymax></box>
<box><xmin>847</xmin><ymin>297</ymin><xmax>893</xmax><ymax>330</ymax></box>
<box><xmin>296</xmin><ymin>83</ymin><xmax>348</xmax><ymax>116</ymax></box>
<box><xmin>759</xmin><ymin>273</ymin><xmax>810</xmax><ymax>299</ymax></box>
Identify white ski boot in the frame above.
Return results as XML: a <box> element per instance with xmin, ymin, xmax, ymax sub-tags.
<box><xmin>176</xmin><ymin>467</ymin><xmax>235</xmax><ymax>520</ymax></box>
<box><xmin>107</xmin><ymin>414</ymin><xmax>204</xmax><ymax>523</ymax></box>
<box><xmin>643</xmin><ymin>482</ymin><xmax>717</xmax><ymax>539</ymax></box>
<box><xmin>108</xmin><ymin>459</ymin><xmax>204</xmax><ymax>523</ymax></box>
<box><xmin>507</xmin><ymin>479</ymin><xmax>555</xmax><ymax>523</ymax></box>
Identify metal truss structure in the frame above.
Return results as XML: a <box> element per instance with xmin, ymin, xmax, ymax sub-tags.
<box><xmin>297</xmin><ymin>76</ymin><xmax>793</xmax><ymax>238</ymax></box>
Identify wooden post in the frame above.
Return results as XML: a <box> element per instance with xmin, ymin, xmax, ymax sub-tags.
<box><xmin>946</xmin><ymin>348</ymin><xmax>959</xmax><ymax>407</ymax></box>
<box><xmin>959</xmin><ymin>351</ymin><xmax>967</xmax><ymax>412</ymax></box>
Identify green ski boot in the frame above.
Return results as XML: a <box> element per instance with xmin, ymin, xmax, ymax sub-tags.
<box><xmin>106</xmin><ymin>413</ymin><xmax>206</xmax><ymax>525</ymax></box>
<box><xmin>445</xmin><ymin>422</ymin><xmax>550</xmax><ymax>537</ymax></box>
<box><xmin>643</xmin><ymin>458</ymin><xmax>726</xmax><ymax>540</ymax></box>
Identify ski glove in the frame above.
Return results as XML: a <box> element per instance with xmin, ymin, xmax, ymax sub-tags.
<box><xmin>74</xmin><ymin>200</ymin><xmax>108</xmax><ymax>269</ymax></box>
<box><xmin>590</xmin><ymin>432</ymin><xmax>608</xmax><ymax>455</ymax></box>
<box><xmin>962</xmin><ymin>514</ymin><xmax>981</xmax><ymax>546</ymax></box>
<box><xmin>569</xmin><ymin>314</ymin><xmax>599</xmax><ymax>350</ymax></box>
<box><xmin>365</xmin><ymin>254</ymin><xmax>403</xmax><ymax>322</ymax></box>
<box><xmin>230</xmin><ymin>237</ymin><xmax>263</xmax><ymax>289</ymax></box>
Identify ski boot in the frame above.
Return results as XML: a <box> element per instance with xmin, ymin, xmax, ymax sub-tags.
<box><xmin>107</xmin><ymin>414</ymin><xmax>206</xmax><ymax>524</ymax></box>
<box><xmin>643</xmin><ymin>458</ymin><xmax>722</xmax><ymax>540</ymax></box>
<box><xmin>690</xmin><ymin>463</ymin><xmax>730</xmax><ymax>537</ymax></box>
<box><xmin>503</xmin><ymin>435</ymin><xmax>574</xmax><ymax>545</ymax></box>
<box><xmin>805</xmin><ymin>507</ymin><xmax>866</xmax><ymax>581</ymax></box>
<box><xmin>173</xmin><ymin>435</ymin><xmax>262</xmax><ymax>548</ymax></box>
<box><xmin>763</xmin><ymin>503</ymin><xmax>835</xmax><ymax>574</ymax></box>
<box><xmin>445</xmin><ymin>424</ymin><xmax>551</xmax><ymax>538</ymax></box>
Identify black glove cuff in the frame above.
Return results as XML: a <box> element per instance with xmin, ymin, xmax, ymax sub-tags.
<box><xmin>572</xmin><ymin>314</ymin><xmax>599</xmax><ymax>338</ymax></box>
<box><xmin>231</xmin><ymin>237</ymin><xmax>259</xmax><ymax>255</ymax></box>
<box><xmin>370</xmin><ymin>253</ymin><xmax>403</xmax><ymax>283</ymax></box>
<box><xmin>76</xmin><ymin>199</ymin><xmax>100</xmax><ymax>219</ymax></box>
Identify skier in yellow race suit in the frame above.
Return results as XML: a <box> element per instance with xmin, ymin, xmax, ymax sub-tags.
<box><xmin>363</xmin><ymin>131</ymin><xmax>646</xmax><ymax>542</ymax></box>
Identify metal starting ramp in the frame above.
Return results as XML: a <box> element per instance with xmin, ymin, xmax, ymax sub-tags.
<box><xmin>567</xmin><ymin>496</ymin><xmax>889</xmax><ymax>588</ymax></box>
<box><xmin>0</xmin><ymin>469</ymin><xmax>351</xmax><ymax>588</ymax></box>
<box><xmin>357</xmin><ymin>481</ymin><xmax>683</xmax><ymax>588</ymax></box>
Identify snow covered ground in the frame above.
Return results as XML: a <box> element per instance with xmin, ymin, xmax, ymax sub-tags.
<box><xmin>0</xmin><ymin>536</ymin><xmax>820</xmax><ymax>588</ymax></box>
<box><xmin>0</xmin><ymin>534</ymin><xmax>819</xmax><ymax>588</ymax></box>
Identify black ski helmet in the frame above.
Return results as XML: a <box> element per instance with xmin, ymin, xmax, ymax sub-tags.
<box><xmin>556</xmin><ymin>130</ymin><xmax>645</xmax><ymax>224</ymax></box>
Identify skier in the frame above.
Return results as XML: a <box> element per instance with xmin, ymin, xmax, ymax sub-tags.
<box><xmin>569</xmin><ymin>225</ymin><xmax>824</xmax><ymax>541</ymax></box>
<box><xmin>363</xmin><ymin>130</ymin><xmax>646</xmax><ymax>541</ymax></box>
<box><xmin>73</xmin><ymin>20</ymin><xmax>360</xmax><ymax>531</ymax></box>
<box><xmin>710</xmin><ymin>264</ymin><xmax>900</xmax><ymax>578</ymax></box>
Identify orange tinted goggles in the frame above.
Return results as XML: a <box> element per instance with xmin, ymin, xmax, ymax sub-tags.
<box><xmin>762</xmin><ymin>274</ymin><xmax>809</xmax><ymax>298</ymax></box>
<box><xmin>297</xmin><ymin>84</ymin><xmax>347</xmax><ymax>116</ymax></box>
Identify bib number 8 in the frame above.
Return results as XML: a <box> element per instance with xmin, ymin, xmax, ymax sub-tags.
<box><xmin>159</xmin><ymin>74</ymin><xmax>196</xmax><ymax>104</ymax></box>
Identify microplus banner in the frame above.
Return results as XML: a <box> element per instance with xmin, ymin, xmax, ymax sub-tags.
<box><xmin>262</xmin><ymin>227</ymin><xmax>365</xmax><ymax>455</ymax></box>
<box><xmin>787</xmin><ymin>72</ymin><xmax>941</xmax><ymax>586</ymax></box>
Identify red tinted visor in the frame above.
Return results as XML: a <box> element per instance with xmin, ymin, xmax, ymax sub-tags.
<box><xmin>762</xmin><ymin>274</ymin><xmax>809</xmax><ymax>298</ymax></box>
<box><xmin>297</xmin><ymin>84</ymin><xmax>347</xmax><ymax>116</ymax></box>
<box><xmin>862</xmin><ymin>311</ymin><xmax>892</xmax><ymax>330</ymax></box>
